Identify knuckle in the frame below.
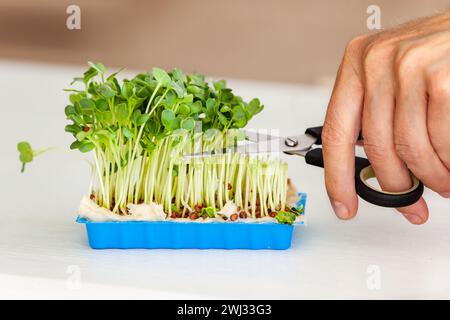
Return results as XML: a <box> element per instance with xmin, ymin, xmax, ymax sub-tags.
<box><xmin>394</xmin><ymin>138</ymin><xmax>423</xmax><ymax>164</ymax></box>
<box><xmin>363</xmin><ymin>140</ymin><xmax>390</xmax><ymax>164</ymax></box>
<box><xmin>395</xmin><ymin>44</ymin><xmax>424</xmax><ymax>79</ymax></box>
<box><xmin>429</xmin><ymin>126</ymin><xmax>448</xmax><ymax>153</ymax></box>
<box><xmin>345</xmin><ymin>35</ymin><xmax>369</xmax><ymax>55</ymax></box>
<box><xmin>342</xmin><ymin>35</ymin><xmax>370</xmax><ymax>66</ymax></box>
<box><xmin>427</xmin><ymin>71</ymin><xmax>450</xmax><ymax>99</ymax></box>
<box><xmin>322</xmin><ymin>117</ymin><xmax>349</xmax><ymax>148</ymax></box>
<box><xmin>363</xmin><ymin>39</ymin><xmax>394</xmax><ymax>67</ymax></box>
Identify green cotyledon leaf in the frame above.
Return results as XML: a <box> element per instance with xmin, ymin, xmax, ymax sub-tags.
<box><xmin>18</xmin><ymin>141</ymin><xmax>33</xmax><ymax>172</ymax></box>
<box><xmin>201</xmin><ymin>207</ymin><xmax>217</xmax><ymax>218</ymax></box>
<box><xmin>88</xmin><ymin>61</ymin><xmax>105</xmax><ymax>75</ymax></box>
<box><xmin>275</xmin><ymin>211</ymin><xmax>296</xmax><ymax>225</ymax></box>
<box><xmin>152</xmin><ymin>67</ymin><xmax>171</xmax><ymax>86</ymax></box>
<box><xmin>18</xmin><ymin>141</ymin><xmax>56</xmax><ymax>173</ymax></box>
<box><xmin>161</xmin><ymin>109</ymin><xmax>175</xmax><ymax>128</ymax></box>
<box><xmin>181</xmin><ymin>117</ymin><xmax>195</xmax><ymax>131</ymax></box>
<box><xmin>97</xmin><ymin>83</ymin><xmax>116</xmax><ymax>99</ymax></box>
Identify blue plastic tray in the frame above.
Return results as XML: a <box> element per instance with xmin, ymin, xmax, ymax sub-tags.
<box><xmin>77</xmin><ymin>193</ymin><xmax>306</xmax><ymax>250</ymax></box>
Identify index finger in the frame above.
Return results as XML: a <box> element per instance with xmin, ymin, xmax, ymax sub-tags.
<box><xmin>322</xmin><ymin>39</ymin><xmax>366</xmax><ymax>219</ymax></box>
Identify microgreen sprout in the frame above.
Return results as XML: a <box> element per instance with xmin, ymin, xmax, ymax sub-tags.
<box><xmin>17</xmin><ymin>142</ymin><xmax>53</xmax><ymax>173</ymax></box>
<box><xmin>19</xmin><ymin>62</ymin><xmax>297</xmax><ymax>224</ymax></box>
<box><xmin>275</xmin><ymin>211</ymin><xmax>297</xmax><ymax>225</ymax></box>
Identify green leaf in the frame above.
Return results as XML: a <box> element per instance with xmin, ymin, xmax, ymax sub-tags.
<box><xmin>187</xmin><ymin>85</ymin><xmax>201</xmax><ymax>94</ymax></box>
<box><xmin>96</xmin><ymin>111</ymin><xmax>113</xmax><ymax>125</ymax></box>
<box><xmin>106</xmin><ymin>68</ymin><xmax>124</xmax><ymax>81</ymax></box>
<box><xmin>220</xmin><ymin>105</ymin><xmax>231</xmax><ymax>113</ymax></box>
<box><xmin>64</xmin><ymin>105</ymin><xmax>76</xmax><ymax>117</ymax></box>
<box><xmin>69</xmin><ymin>94</ymin><xmax>82</xmax><ymax>104</ymax></box>
<box><xmin>171</xmin><ymin>80</ymin><xmax>184</xmax><ymax>98</ymax></box>
<box><xmin>74</xmin><ymin>102</ymin><xmax>83</xmax><ymax>115</ymax></box>
<box><xmin>70</xmin><ymin>140</ymin><xmax>82</xmax><ymax>150</ymax></box>
<box><xmin>79</xmin><ymin>98</ymin><xmax>95</xmax><ymax>110</ymax></box>
<box><xmin>189</xmin><ymin>74</ymin><xmax>205</xmax><ymax>86</ymax></box>
<box><xmin>123</xmin><ymin>127</ymin><xmax>134</xmax><ymax>140</ymax></box>
<box><xmin>111</xmin><ymin>77</ymin><xmax>121</xmax><ymax>93</ymax></box>
<box><xmin>232</xmin><ymin>105</ymin><xmax>246</xmax><ymax>121</ymax></box>
<box><xmin>19</xmin><ymin>151</ymin><xmax>33</xmax><ymax>163</ymax></box>
<box><xmin>217</xmin><ymin>112</ymin><xmax>229</xmax><ymax>127</ymax></box>
<box><xmin>95</xmin><ymin>99</ymin><xmax>109</xmax><ymax>111</ymax></box>
<box><xmin>76</xmin><ymin>130</ymin><xmax>90</xmax><ymax>141</ymax></box>
<box><xmin>152</xmin><ymin>67</ymin><xmax>171</xmax><ymax>86</ymax></box>
<box><xmin>137</xmin><ymin>114</ymin><xmax>150</xmax><ymax>126</ymax></box>
<box><xmin>79</xmin><ymin>142</ymin><xmax>95</xmax><ymax>153</ymax></box>
<box><xmin>88</xmin><ymin>61</ymin><xmax>105</xmax><ymax>75</ymax></box>
<box><xmin>171</xmin><ymin>68</ymin><xmax>186</xmax><ymax>82</ymax></box>
<box><xmin>201</xmin><ymin>207</ymin><xmax>216</xmax><ymax>218</ymax></box>
<box><xmin>65</xmin><ymin>124</ymin><xmax>81</xmax><ymax>134</ymax></box>
<box><xmin>115</xmin><ymin>103</ymin><xmax>129</xmax><ymax>123</ymax></box>
<box><xmin>131</xmin><ymin>109</ymin><xmax>142</xmax><ymax>125</ymax></box>
<box><xmin>206</xmin><ymin>98</ymin><xmax>216</xmax><ymax>118</ymax></box>
<box><xmin>17</xmin><ymin>141</ymin><xmax>33</xmax><ymax>173</ymax></box>
<box><xmin>219</xmin><ymin>88</ymin><xmax>234</xmax><ymax>101</ymax></box>
<box><xmin>182</xmin><ymin>94</ymin><xmax>194</xmax><ymax>104</ymax></box>
<box><xmin>17</xmin><ymin>141</ymin><xmax>32</xmax><ymax>153</ymax></box>
<box><xmin>143</xmin><ymin>140</ymin><xmax>156</xmax><ymax>152</ymax></box>
<box><xmin>93</xmin><ymin>130</ymin><xmax>112</xmax><ymax>145</ymax></box>
<box><xmin>146</xmin><ymin>119</ymin><xmax>160</xmax><ymax>135</ymax></box>
<box><xmin>189</xmin><ymin>101</ymin><xmax>202</xmax><ymax>114</ymax></box>
<box><xmin>172</xmin><ymin>164</ymin><xmax>179</xmax><ymax>177</ymax></box>
<box><xmin>275</xmin><ymin>211</ymin><xmax>296</xmax><ymax>225</ymax></box>
<box><xmin>70</xmin><ymin>77</ymin><xmax>84</xmax><ymax>85</ymax></box>
<box><xmin>181</xmin><ymin>117</ymin><xmax>195</xmax><ymax>131</ymax></box>
<box><xmin>164</xmin><ymin>91</ymin><xmax>177</xmax><ymax>107</ymax></box>
<box><xmin>83</xmin><ymin>67</ymin><xmax>98</xmax><ymax>84</ymax></box>
<box><xmin>161</xmin><ymin>109</ymin><xmax>175</xmax><ymax>128</ymax></box>
<box><xmin>290</xmin><ymin>205</ymin><xmax>302</xmax><ymax>216</ymax></box>
<box><xmin>233</xmin><ymin>119</ymin><xmax>248</xmax><ymax>128</ymax></box>
<box><xmin>246</xmin><ymin>98</ymin><xmax>264</xmax><ymax>116</ymax></box>
<box><xmin>121</xmin><ymin>82</ymin><xmax>133</xmax><ymax>98</ymax></box>
<box><xmin>178</xmin><ymin>104</ymin><xmax>190</xmax><ymax>115</ymax></box>
<box><xmin>98</xmin><ymin>83</ymin><xmax>116</xmax><ymax>99</ymax></box>
<box><xmin>213</xmin><ymin>80</ymin><xmax>226</xmax><ymax>91</ymax></box>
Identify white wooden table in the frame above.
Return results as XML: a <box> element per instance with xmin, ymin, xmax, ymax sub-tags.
<box><xmin>1</xmin><ymin>61</ymin><xmax>449</xmax><ymax>299</ymax></box>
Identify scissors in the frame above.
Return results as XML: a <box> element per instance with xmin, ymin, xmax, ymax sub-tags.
<box><xmin>185</xmin><ymin>126</ymin><xmax>424</xmax><ymax>208</ymax></box>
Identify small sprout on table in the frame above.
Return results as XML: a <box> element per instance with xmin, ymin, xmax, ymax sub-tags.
<box><xmin>17</xmin><ymin>141</ymin><xmax>52</xmax><ymax>173</ymax></box>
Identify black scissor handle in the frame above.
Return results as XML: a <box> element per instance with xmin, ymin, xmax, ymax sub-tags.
<box><xmin>303</xmin><ymin>147</ymin><xmax>424</xmax><ymax>208</ymax></box>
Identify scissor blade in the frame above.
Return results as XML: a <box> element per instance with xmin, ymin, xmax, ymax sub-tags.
<box><xmin>280</xmin><ymin>133</ymin><xmax>317</xmax><ymax>153</ymax></box>
<box><xmin>186</xmin><ymin>130</ymin><xmax>278</xmax><ymax>157</ymax></box>
<box><xmin>183</xmin><ymin>133</ymin><xmax>318</xmax><ymax>158</ymax></box>
<box><xmin>242</xmin><ymin>129</ymin><xmax>278</xmax><ymax>143</ymax></box>
<box><xmin>183</xmin><ymin>141</ymin><xmax>282</xmax><ymax>159</ymax></box>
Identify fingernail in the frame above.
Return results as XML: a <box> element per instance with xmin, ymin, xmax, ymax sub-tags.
<box><xmin>403</xmin><ymin>213</ymin><xmax>423</xmax><ymax>225</ymax></box>
<box><xmin>331</xmin><ymin>201</ymin><xmax>350</xmax><ymax>219</ymax></box>
<box><xmin>439</xmin><ymin>192</ymin><xmax>450</xmax><ymax>198</ymax></box>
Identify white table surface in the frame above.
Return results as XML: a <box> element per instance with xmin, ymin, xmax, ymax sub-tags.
<box><xmin>0</xmin><ymin>60</ymin><xmax>449</xmax><ymax>299</ymax></box>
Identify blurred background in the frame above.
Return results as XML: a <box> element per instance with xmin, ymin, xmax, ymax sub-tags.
<box><xmin>1</xmin><ymin>0</ymin><xmax>449</xmax><ymax>85</ymax></box>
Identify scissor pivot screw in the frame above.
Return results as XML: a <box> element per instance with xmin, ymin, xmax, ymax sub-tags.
<box><xmin>285</xmin><ymin>137</ymin><xmax>298</xmax><ymax>147</ymax></box>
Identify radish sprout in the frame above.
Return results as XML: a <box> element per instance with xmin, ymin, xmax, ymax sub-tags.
<box><xmin>18</xmin><ymin>63</ymin><xmax>301</xmax><ymax>224</ymax></box>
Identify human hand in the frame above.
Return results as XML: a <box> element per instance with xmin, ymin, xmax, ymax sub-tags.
<box><xmin>322</xmin><ymin>12</ymin><xmax>450</xmax><ymax>224</ymax></box>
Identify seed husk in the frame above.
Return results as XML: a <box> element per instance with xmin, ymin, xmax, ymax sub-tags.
<box><xmin>189</xmin><ymin>213</ymin><xmax>198</xmax><ymax>220</ymax></box>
